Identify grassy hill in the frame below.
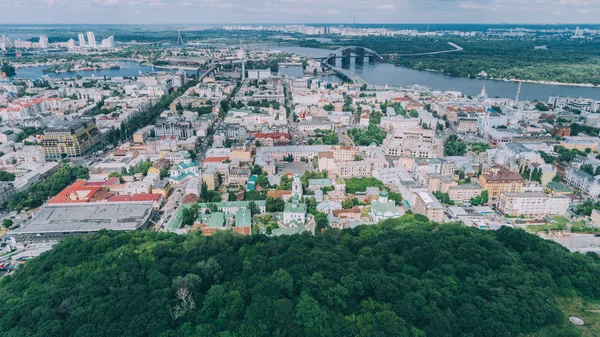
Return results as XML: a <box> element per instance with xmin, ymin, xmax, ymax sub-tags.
<box><xmin>0</xmin><ymin>215</ymin><xmax>598</xmax><ymax>337</ymax></box>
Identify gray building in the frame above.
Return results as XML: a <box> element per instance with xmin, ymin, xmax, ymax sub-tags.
<box><xmin>155</xmin><ymin>116</ymin><xmax>194</xmax><ymax>140</ymax></box>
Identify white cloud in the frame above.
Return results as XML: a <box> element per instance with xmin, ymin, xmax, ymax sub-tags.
<box><xmin>0</xmin><ymin>0</ymin><xmax>599</xmax><ymax>23</ymax></box>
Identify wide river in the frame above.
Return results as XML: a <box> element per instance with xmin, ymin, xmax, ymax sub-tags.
<box><xmin>13</xmin><ymin>60</ymin><xmax>200</xmax><ymax>80</ymax></box>
<box><xmin>273</xmin><ymin>46</ymin><xmax>600</xmax><ymax>101</ymax></box>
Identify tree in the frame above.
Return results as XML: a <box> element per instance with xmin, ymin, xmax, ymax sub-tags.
<box><xmin>0</xmin><ymin>218</ymin><xmax>597</xmax><ymax>336</ymax></box>
<box><xmin>444</xmin><ymin>134</ymin><xmax>467</xmax><ymax>156</ymax></box>
<box><xmin>180</xmin><ymin>205</ymin><xmax>198</xmax><ymax>227</ymax></box>
<box><xmin>341</xmin><ymin>198</ymin><xmax>359</xmax><ymax>209</ymax></box>
<box><xmin>266</xmin><ymin>197</ymin><xmax>285</xmax><ymax>212</ymax></box>
<box><xmin>277</xmin><ymin>175</ymin><xmax>292</xmax><ymax>190</ymax></box>
<box><xmin>409</xmin><ymin>109</ymin><xmax>419</xmax><ymax>118</ymax></box>
<box><xmin>0</xmin><ymin>171</ymin><xmax>15</xmax><ymax>182</ymax></box>
<box><xmin>433</xmin><ymin>191</ymin><xmax>454</xmax><ymax>206</ymax></box>
<box><xmin>470</xmin><ymin>190</ymin><xmax>489</xmax><ymax>206</ymax></box>
<box><xmin>228</xmin><ymin>191</ymin><xmax>238</xmax><ymax>202</ymax></box>
<box><xmin>248</xmin><ymin>201</ymin><xmax>258</xmax><ymax>216</ymax></box>
<box><xmin>345</xmin><ymin>177</ymin><xmax>384</xmax><ymax>194</ymax></box>
<box><xmin>314</xmin><ymin>212</ymin><xmax>329</xmax><ymax>233</ymax></box>
<box><xmin>250</xmin><ymin>165</ymin><xmax>263</xmax><ymax>175</ymax></box>
<box><xmin>2</xmin><ymin>219</ymin><xmax>12</xmax><ymax>228</ymax></box>
<box><xmin>582</xmin><ymin>163</ymin><xmax>595</xmax><ymax>176</ymax></box>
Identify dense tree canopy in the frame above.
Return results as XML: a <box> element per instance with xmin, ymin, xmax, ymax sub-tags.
<box><xmin>7</xmin><ymin>165</ymin><xmax>89</xmax><ymax>211</ymax></box>
<box><xmin>347</xmin><ymin>125</ymin><xmax>387</xmax><ymax>146</ymax></box>
<box><xmin>444</xmin><ymin>134</ymin><xmax>467</xmax><ymax>156</ymax></box>
<box><xmin>0</xmin><ymin>217</ymin><xmax>598</xmax><ymax>337</ymax></box>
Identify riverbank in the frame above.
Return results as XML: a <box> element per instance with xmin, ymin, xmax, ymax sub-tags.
<box><xmin>416</xmin><ymin>67</ymin><xmax>600</xmax><ymax>89</ymax></box>
<box><xmin>139</xmin><ymin>62</ymin><xmax>199</xmax><ymax>71</ymax></box>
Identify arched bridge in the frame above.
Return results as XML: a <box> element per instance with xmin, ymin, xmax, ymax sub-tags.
<box><xmin>315</xmin><ymin>46</ymin><xmax>385</xmax><ymax>63</ymax></box>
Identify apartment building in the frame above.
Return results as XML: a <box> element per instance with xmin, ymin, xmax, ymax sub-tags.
<box><xmin>332</xmin><ymin>146</ymin><xmax>359</xmax><ymax>162</ymax></box>
<box><xmin>298</xmin><ymin>117</ymin><xmax>334</xmax><ymax>133</ymax></box>
<box><xmin>382</xmin><ymin>127</ymin><xmax>439</xmax><ymax>158</ymax></box>
<box><xmin>427</xmin><ymin>174</ymin><xmax>458</xmax><ymax>194</ymax></box>
<box><xmin>448</xmin><ymin>184</ymin><xmax>483</xmax><ymax>202</ymax></box>
<box><xmin>154</xmin><ymin>117</ymin><xmax>194</xmax><ymax>140</ymax></box>
<box><xmin>478</xmin><ymin>166</ymin><xmax>523</xmax><ymax>201</ymax></box>
<box><xmin>40</xmin><ymin>120</ymin><xmax>100</xmax><ymax>159</ymax></box>
<box><xmin>563</xmin><ymin>167</ymin><xmax>600</xmax><ymax>197</ymax></box>
<box><xmin>497</xmin><ymin>192</ymin><xmax>569</xmax><ymax>218</ymax></box>
<box><xmin>413</xmin><ymin>192</ymin><xmax>445</xmax><ymax>223</ymax></box>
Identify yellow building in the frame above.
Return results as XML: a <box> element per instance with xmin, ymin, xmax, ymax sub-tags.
<box><xmin>478</xmin><ymin>166</ymin><xmax>523</xmax><ymax>201</ymax></box>
<box><xmin>41</xmin><ymin>120</ymin><xmax>100</xmax><ymax>159</ymax></box>
<box><xmin>152</xmin><ymin>180</ymin><xmax>172</xmax><ymax>198</ymax></box>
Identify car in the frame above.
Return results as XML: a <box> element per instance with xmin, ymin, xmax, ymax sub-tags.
<box><xmin>595</xmin><ymin>234</ymin><xmax>600</xmax><ymax>237</ymax></box>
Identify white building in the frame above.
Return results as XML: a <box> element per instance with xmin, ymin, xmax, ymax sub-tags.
<box><xmin>39</xmin><ymin>35</ymin><xmax>49</xmax><ymax>49</ymax></box>
<box><xmin>382</xmin><ymin>127</ymin><xmax>440</xmax><ymax>158</ymax></box>
<box><xmin>78</xmin><ymin>34</ymin><xmax>86</xmax><ymax>47</ymax></box>
<box><xmin>564</xmin><ymin>167</ymin><xmax>600</xmax><ymax>197</ymax></box>
<box><xmin>370</xmin><ymin>191</ymin><xmax>403</xmax><ymax>222</ymax></box>
<box><xmin>497</xmin><ymin>192</ymin><xmax>569</xmax><ymax>218</ymax></box>
<box><xmin>247</xmin><ymin>69</ymin><xmax>271</xmax><ymax>80</ymax></box>
<box><xmin>101</xmin><ymin>36</ymin><xmax>115</xmax><ymax>48</ymax></box>
<box><xmin>86</xmin><ymin>32</ymin><xmax>96</xmax><ymax>48</ymax></box>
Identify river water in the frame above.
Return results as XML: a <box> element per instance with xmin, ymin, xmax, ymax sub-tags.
<box><xmin>13</xmin><ymin>60</ymin><xmax>200</xmax><ymax>79</ymax></box>
<box><xmin>272</xmin><ymin>46</ymin><xmax>600</xmax><ymax>101</ymax></box>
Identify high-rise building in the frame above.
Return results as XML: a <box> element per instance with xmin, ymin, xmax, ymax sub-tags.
<box><xmin>0</xmin><ymin>35</ymin><xmax>13</xmax><ymax>51</ymax></box>
<box><xmin>67</xmin><ymin>38</ymin><xmax>76</xmax><ymax>49</ymax></box>
<box><xmin>78</xmin><ymin>34</ymin><xmax>86</xmax><ymax>47</ymax></box>
<box><xmin>101</xmin><ymin>36</ymin><xmax>115</xmax><ymax>48</ymax></box>
<box><xmin>39</xmin><ymin>35</ymin><xmax>49</xmax><ymax>49</ymax></box>
<box><xmin>40</xmin><ymin>120</ymin><xmax>100</xmax><ymax>159</ymax></box>
<box><xmin>86</xmin><ymin>32</ymin><xmax>96</xmax><ymax>48</ymax></box>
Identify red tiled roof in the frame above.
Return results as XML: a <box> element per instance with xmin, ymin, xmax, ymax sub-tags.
<box><xmin>255</xmin><ymin>132</ymin><xmax>290</xmax><ymax>140</ymax></box>
<box><xmin>131</xmin><ymin>194</ymin><xmax>162</xmax><ymax>202</ymax></box>
<box><xmin>107</xmin><ymin>195</ymin><xmax>132</xmax><ymax>202</ymax></box>
<box><xmin>48</xmin><ymin>179</ymin><xmax>101</xmax><ymax>204</ymax></box>
<box><xmin>203</xmin><ymin>156</ymin><xmax>229</xmax><ymax>163</ymax></box>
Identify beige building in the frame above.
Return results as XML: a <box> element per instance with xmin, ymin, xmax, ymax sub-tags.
<box><xmin>448</xmin><ymin>184</ymin><xmax>483</xmax><ymax>202</ymax></box>
<box><xmin>413</xmin><ymin>192</ymin><xmax>445</xmax><ymax>223</ymax></box>
<box><xmin>427</xmin><ymin>174</ymin><xmax>458</xmax><ymax>193</ymax></box>
<box><xmin>478</xmin><ymin>166</ymin><xmax>523</xmax><ymax>201</ymax></box>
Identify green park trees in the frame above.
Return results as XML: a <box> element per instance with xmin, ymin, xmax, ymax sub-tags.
<box><xmin>0</xmin><ymin>218</ymin><xmax>597</xmax><ymax>336</ymax></box>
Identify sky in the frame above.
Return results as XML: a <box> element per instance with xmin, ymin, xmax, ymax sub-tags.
<box><xmin>0</xmin><ymin>0</ymin><xmax>599</xmax><ymax>24</ymax></box>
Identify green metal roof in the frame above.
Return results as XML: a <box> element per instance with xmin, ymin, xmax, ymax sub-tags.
<box><xmin>235</xmin><ymin>209</ymin><xmax>252</xmax><ymax>228</ymax></box>
<box><xmin>371</xmin><ymin>202</ymin><xmax>400</xmax><ymax>216</ymax></box>
<box><xmin>209</xmin><ymin>212</ymin><xmax>225</xmax><ymax>228</ymax></box>
<box><xmin>546</xmin><ymin>181</ymin><xmax>571</xmax><ymax>193</ymax></box>
<box><xmin>284</xmin><ymin>201</ymin><xmax>306</xmax><ymax>214</ymax></box>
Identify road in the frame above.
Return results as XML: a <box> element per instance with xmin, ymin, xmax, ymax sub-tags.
<box><xmin>386</xmin><ymin>42</ymin><xmax>464</xmax><ymax>57</ymax></box>
<box><xmin>157</xmin><ymin>187</ymin><xmax>185</xmax><ymax>231</ymax></box>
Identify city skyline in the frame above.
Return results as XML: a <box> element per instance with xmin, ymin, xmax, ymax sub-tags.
<box><xmin>1</xmin><ymin>0</ymin><xmax>599</xmax><ymax>25</ymax></box>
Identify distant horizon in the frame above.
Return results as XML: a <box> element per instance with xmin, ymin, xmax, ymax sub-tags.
<box><xmin>1</xmin><ymin>23</ymin><xmax>600</xmax><ymax>27</ymax></box>
<box><xmin>2</xmin><ymin>0</ymin><xmax>600</xmax><ymax>26</ymax></box>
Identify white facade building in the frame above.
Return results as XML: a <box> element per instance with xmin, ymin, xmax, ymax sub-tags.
<box><xmin>497</xmin><ymin>192</ymin><xmax>569</xmax><ymax>218</ymax></box>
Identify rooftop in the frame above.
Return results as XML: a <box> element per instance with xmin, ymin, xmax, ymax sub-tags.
<box><xmin>13</xmin><ymin>203</ymin><xmax>154</xmax><ymax>235</ymax></box>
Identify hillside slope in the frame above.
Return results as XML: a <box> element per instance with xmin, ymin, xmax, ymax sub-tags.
<box><xmin>0</xmin><ymin>215</ymin><xmax>598</xmax><ymax>337</ymax></box>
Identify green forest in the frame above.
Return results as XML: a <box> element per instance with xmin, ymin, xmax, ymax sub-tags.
<box><xmin>0</xmin><ymin>216</ymin><xmax>598</xmax><ymax>337</ymax></box>
<box><xmin>308</xmin><ymin>37</ymin><xmax>600</xmax><ymax>85</ymax></box>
